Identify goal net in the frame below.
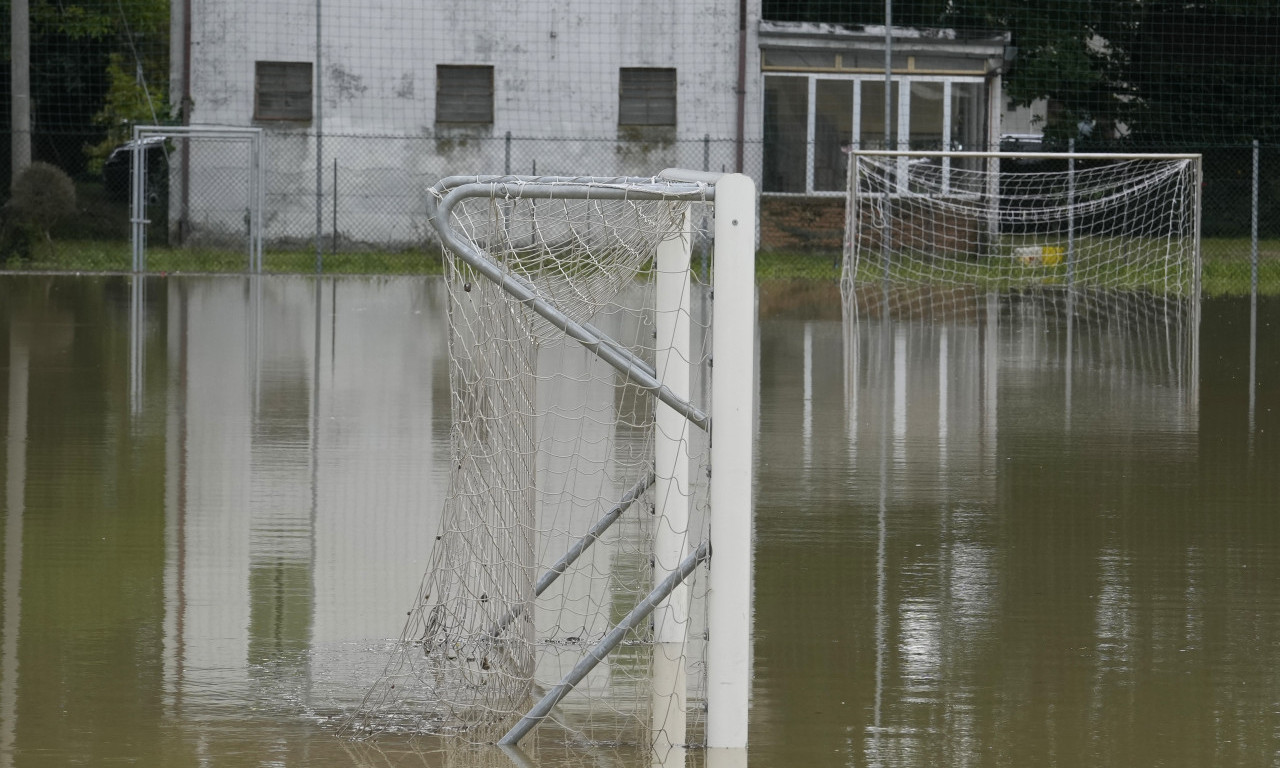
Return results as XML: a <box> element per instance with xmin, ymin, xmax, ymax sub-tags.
<box><xmin>344</xmin><ymin>173</ymin><xmax>755</xmax><ymax>755</ymax></box>
<box><xmin>842</xmin><ymin>151</ymin><xmax>1201</xmax><ymax>391</ymax></box>
<box><xmin>843</xmin><ymin>151</ymin><xmax>1200</xmax><ymax>306</ymax></box>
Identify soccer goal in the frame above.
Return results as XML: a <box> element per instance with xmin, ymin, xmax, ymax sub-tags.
<box><xmin>842</xmin><ymin>149</ymin><xmax>1202</xmax><ymax>402</ymax></box>
<box><xmin>842</xmin><ymin>150</ymin><xmax>1201</xmax><ymax>315</ymax></box>
<box><xmin>344</xmin><ymin>172</ymin><xmax>755</xmax><ymax>754</ymax></box>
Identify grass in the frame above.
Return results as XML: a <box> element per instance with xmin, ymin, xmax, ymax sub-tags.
<box><xmin>3</xmin><ymin>229</ymin><xmax>1278</xmax><ymax>296</ymax></box>
<box><xmin>2</xmin><ymin>238</ymin><xmax>447</xmax><ymax>275</ymax></box>
<box><xmin>760</xmin><ymin>238</ymin><xmax>1280</xmax><ymax>297</ymax></box>
<box><xmin>6</xmin><ymin>179</ymin><xmax>1272</xmax><ymax>292</ymax></box>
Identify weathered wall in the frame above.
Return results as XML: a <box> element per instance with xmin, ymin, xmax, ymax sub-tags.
<box><xmin>178</xmin><ymin>0</ymin><xmax>763</xmax><ymax>246</ymax></box>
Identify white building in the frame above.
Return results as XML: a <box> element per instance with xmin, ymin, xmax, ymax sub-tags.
<box><xmin>167</xmin><ymin>2</ymin><xmax>1041</xmax><ymax>250</ymax></box>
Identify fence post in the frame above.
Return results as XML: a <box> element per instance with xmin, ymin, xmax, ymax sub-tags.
<box><xmin>332</xmin><ymin>158</ymin><xmax>338</xmax><ymax>261</ymax></box>
<box><xmin>313</xmin><ymin>0</ymin><xmax>324</xmax><ymax>274</ymax></box>
<box><xmin>1252</xmin><ymin>139</ymin><xmax>1259</xmax><ymax>296</ymax></box>
<box><xmin>701</xmin><ymin>134</ymin><xmax>711</xmax><ymax>281</ymax></box>
<box><xmin>505</xmin><ymin>131</ymin><xmax>512</xmax><ymax>176</ymax></box>
<box><xmin>1249</xmin><ymin>139</ymin><xmax>1259</xmax><ymax>454</ymax></box>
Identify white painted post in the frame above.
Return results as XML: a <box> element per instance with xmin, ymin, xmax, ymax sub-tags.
<box><xmin>650</xmin><ymin>642</ymin><xmax>688</xmax><ymax>768</ymax></box>
<box><xmin>707</xmin><ymin>173</ymin><xmax>755</xmax><ymax>750</ymax></box>
<box><xmin>654</xmin><ymin>204</ymin><xmax>693</xmax><ymax>644</ymax></box>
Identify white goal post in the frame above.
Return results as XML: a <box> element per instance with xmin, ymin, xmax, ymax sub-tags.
<box><xmin>843</xmin><ymin>149</ymin><xmax>1202</xmax><ymax>301</ymax></box>
<box><xmin>346</xmin><ymin>171</ymin><xmax>755</xmax><ymax>754</ymax></box>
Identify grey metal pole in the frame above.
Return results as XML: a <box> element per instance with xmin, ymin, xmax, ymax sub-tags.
<box><xmin>428</xmin><ymin>178</ymin><xmax>715</xmax><ymax>430</ymax></box>
<box><xmin>1252</xmin><ymin>139</ymin><xmax>1259</xmax><ymax>297</ymax></box>
<box><xmin>1067</xmin><ymin>138</ymin><xmax>1076</xmax><ymax>288</ymax></box>
<box><xmin>498</xmin><ymin>539</ymin><xmax>710</xmax><ymax>746</ymax></box>
<box><xmin>884</xmin><ymin>0</ymin><xmax>892</xmax><ymax>151</ymax></box>
<box><xmin>332</xmin><ymin>158</ymin><xmax>338</xmax><ymax>260</ymax></box>
<box><xmin>314</xmin><ymin>0</ymin><xmax>324</xmax><ymax>274</ymax></box>
<box><xmin>131</xmin><ymin>136</ymin><xmax>145</xmax><ymax>272</ymax></box>
<box><xmin>1249</xmin><ymin>139</ymin><xmax>1259</xmax><ymax>452</ymax></box>
<box><xmin>881</xmin><ymin>0</ymin><xmax>893</xmax><ymax>308</ymax></box>
<box><xmin>504</xmin><ymin>131</ymin><xmax>512</xmax><ymax>176</ymax></box>
<box><xmin>488</xmin><ymin>473</ymin><xmax>655</xmax><ymax>638</ymax></box>
<box><xmin>702</xmin><ymin>133</ymin><xmax>711</xmax><ymax>281</ymax></box>
<box><xmin>10</xmin><ymin>0</ymin><xmax>31</xmax><ymax>177</ymax></box>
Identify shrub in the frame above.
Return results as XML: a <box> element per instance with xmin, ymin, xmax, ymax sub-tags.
<box><xmin>3</xmin><ymin>162</ymin><xmax>77</xmax><ymax>262</ymax></box>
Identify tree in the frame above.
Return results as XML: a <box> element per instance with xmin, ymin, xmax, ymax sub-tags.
<box><xmin>1</xmin><ymin>0</ymin><xmax>169</xmax><ymax>182</ymax></box>
<box><xmin>1119</xmin><ymin>1</ymin><xmax>1280</xmax><ymax>146</ymax></box>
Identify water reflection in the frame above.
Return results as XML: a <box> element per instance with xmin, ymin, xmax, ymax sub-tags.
<box><xmin>753</xmin><ymin>288</ymin><xmax>1280</xmax><ymax>768</ymax></box>
<box><xmin>0</xmin><ymin>275</ymin><xmax>455</xmax><ymax>764</ymax></box>
<box><xmin>1</xmin><ymin>321</ymin><xmax>27</xmax><ymax>768</ymax></box>
<box><xmin>3</xmin><ymin>276</ymin><xmax>1280</xmax><ymax>767</ymax></box>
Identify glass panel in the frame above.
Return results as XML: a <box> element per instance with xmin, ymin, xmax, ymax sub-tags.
<box><xmin>763</xmin><ymin>76</ymin><xmax>809</xmax><ymax>193</ymax></box>
<box><xmin>814</xmin><ymin>80</ymin><xmax>853</xmax><ymax>192</ymax></box>
<box><xmin>950</xmin><ymin>81</ymin><xmax>987</xmax><ymax>185</ymax></box>
<box><xmin>911</xmin><ymin>55</ymin><xmax>986</xmax><ymax>73</ymax></box>
<box><xmin>908</xmin><ymin>81</ymin><xmax>945</xmax><ymax>150</ymax></box>
<box><xmin>950</xmin><ymin>81</ymin><xmax>986</xmax><ymax>152</ymax></box>
<box><xmin>859</xmin><ymin>80</ymin><xmax>898</xmax><ymax>150</ymax></box>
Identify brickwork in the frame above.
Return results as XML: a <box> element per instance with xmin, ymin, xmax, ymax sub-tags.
<box><xmin>759</xmin><ymin>196</ymin><xmax>846</xmax><ymax>252</ymax></box>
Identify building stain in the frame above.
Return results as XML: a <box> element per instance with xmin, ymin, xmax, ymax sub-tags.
<box><xmin>327</xmin><ymin>65</ymin><xmax>368</xmax><ymax>104</ymax></box>
<box><xmin>394</xmin><ymin>73</ymin><xmax>415</xmax><ymax>100</ymax></box>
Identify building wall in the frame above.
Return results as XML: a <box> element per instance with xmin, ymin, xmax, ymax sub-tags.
<box><xmin>174</xmin><ymin>0</ymin><xmax>763</xmax><ymax>247</ymax></box>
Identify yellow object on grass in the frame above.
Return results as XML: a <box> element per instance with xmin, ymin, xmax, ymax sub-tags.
<box><xmin>1015</xmin><ymin>245</ymin><xmax>1065</xmax><ymax>266</ymax></box>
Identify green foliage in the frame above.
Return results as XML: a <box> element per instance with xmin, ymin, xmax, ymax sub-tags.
<box><xmin>0</xmin><ymin>0</ymin><xmax>171</xmax><ymax>177</ymax></box>
<box><xmin>31</xmin><ymin>1</ymin><xmax>115</xmax><ymax>39</ymax></box>
<box><xmin>85</xmin><ymin>54</ymin><xmax>171</xmax><ymax>174</ymax></box>
<box><xmin>0</xmin><ymin>216</ymin><xmax>39</xmax><ymax>265</ymax></box>
<box><xmin>4</xmin><ymin>162</ymin><xmax>78</xmax><ymax>261</ymax></box>
<box><xmin>761</xmin><ymin>0</ymin><xmax>1280</xmax><ymax>147</ymax></box>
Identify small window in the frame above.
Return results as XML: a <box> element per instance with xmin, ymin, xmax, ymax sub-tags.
<box><xmin>619</xmin><ymin>68</ymin><xmax>677</xmax><ymax>126</ymax></box>
<box><xmin>436</xmin><ymin>65</ymin><xmax>494</xmax><ymax>124</ymax></box>
<box><xmin>255</xmin><ymin>61</ymin><xmax>313</xmax><ymax>121</ymax></box>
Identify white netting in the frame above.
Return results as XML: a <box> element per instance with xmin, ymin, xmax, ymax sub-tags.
<box><xmin>344</xmin><ymin>179</ymin><xmax>713</xmax><ymax>753</ymax></box>
<box><xmin>843</xmin><ymin>152</ymin><xmax>1200</xmax><ymax>313</ymax></box>
<box><xmin>842</xmin><ymin>152</ymin><xmax>1200</xmax><ymax>399</ymax></box>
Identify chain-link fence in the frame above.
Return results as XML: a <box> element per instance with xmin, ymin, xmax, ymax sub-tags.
<box><xmin>4</xmin><ymin>131</ymin><xmax>1277</xmax><ymax>292</ymax></box>
<box><xmin>2</xmin><ymin>0</ymin><xmax>1279</xmax><ymax>293</ymax></box>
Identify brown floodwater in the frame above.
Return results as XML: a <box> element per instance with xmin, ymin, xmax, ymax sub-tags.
<box><xmin>0</xmin><ymin>274</ymin><xmax>1277</xmax><ymax>767</ymax></box>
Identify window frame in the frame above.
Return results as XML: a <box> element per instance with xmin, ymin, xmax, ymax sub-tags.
<box><xmin>618</xmin><ymin>67</ymin><xmax>678</xmax><ymax>127</ymax></box>
<box><xmin>254</xmin><ymin>61</ymin><xmax>314</xmax><ymax>122</ymax></box>
<box><xmin>762</xmin><ymin>72</ymin><xmax>988</xmax><ymax>196</ymax></box>
<box><xmin>435</xmin><ymin>64</ymin><xmax>495</xmax><ymax>125</ymax></box>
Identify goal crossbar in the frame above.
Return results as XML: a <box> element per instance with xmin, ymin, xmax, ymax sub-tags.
<box><xmin>426</xmin><ymin>175</ymin><xmax>716</xmax><ymax>431</ymax></box>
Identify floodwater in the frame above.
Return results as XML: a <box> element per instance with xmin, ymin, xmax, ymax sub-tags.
<box><xmin>1</xmin><ymin>274</ymin><xmax>1278</xmax><ymax>767</ymax></box>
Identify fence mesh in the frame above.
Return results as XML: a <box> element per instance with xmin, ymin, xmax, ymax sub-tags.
<box><xmin>1</xmin><ymin>0</ymin><xmax>1279</xmax><ymax>292</ymax></box>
